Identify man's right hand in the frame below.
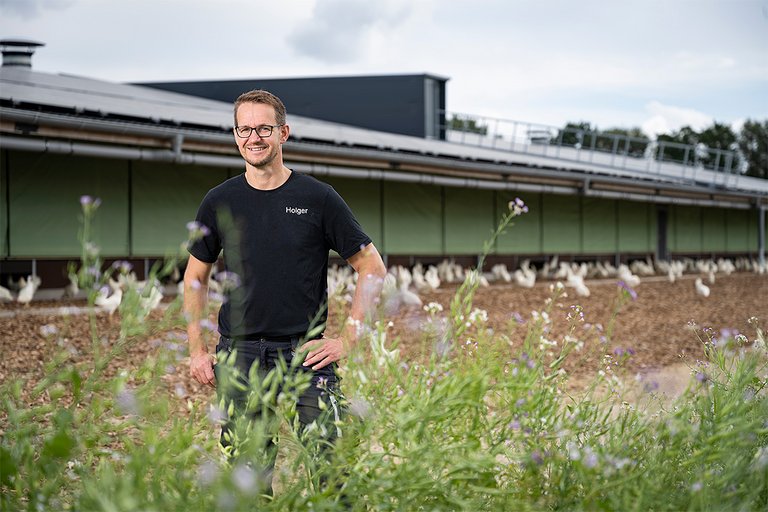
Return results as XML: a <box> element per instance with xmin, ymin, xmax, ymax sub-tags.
<box><xmin>190</xmin><ymin>352</ymin><xmax>216</xmax><ymax>388</ymax></box>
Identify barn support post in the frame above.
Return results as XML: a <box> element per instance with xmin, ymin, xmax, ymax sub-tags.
<box><xmin>759</xmin><ymin>206</ymin><xmax>766</xmax><ymax>267</ymax></box>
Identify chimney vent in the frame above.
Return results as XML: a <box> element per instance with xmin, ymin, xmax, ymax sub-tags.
<box><xmin>1</xmin><ymin>39</ymin><xmax>45</xmax><ymax>68</ymax></box>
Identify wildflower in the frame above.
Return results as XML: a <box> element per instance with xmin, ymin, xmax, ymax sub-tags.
<box><xmin>85</xmin><ymin>266</ymin><xmax>101</xmax><ymax>278</ymax></box>
<box><xmin>583</xmin><ymin>447</ymin><xmax>598</xmax><ymax>468</ymax></box>
<box><xmin>511</xmin><ymin>311</ymin><xmax>525</xmax><ymax>324</ymax></box>
<box><xmin>232</xmin><ymin>464</ymin><xmax>258</xmax><ymax>495</ymax></box>
<box><xmin>111</xmin><ymin>260</ymin><xmax>133</xmax><ymax>273</ymax></box>
<box><xmin>695</xmin><ymin>372</ymin><xmax>708</xmax><ymax>384</ymax></box>
<box><xmin>40</xmin><ymin>324</ymin><xmax>58</xmax><ymax>337</ymax></box>
<box><xmin>691</xmin><ymin>482</ymin><xmax>703</xmax><ymax>492</ymax></box>
<box><xmin>79</xmin><ymin>195</ymin><xmax>102</xmax><ymax>212</ymax></box>
<box><xmin>423</xmin><ymin>301</ymin><xmax>444</xmax><ymax>315</ymax></box>
<box><xmin>617</xmin><ymin>280</ymin><xmax>638</xmax><ymax>300</ymax></box>
<box><xmin>207</xmin><ymin>405</ymin><xmax>227</xmax><ymax>425</ymax></box>
<box><xmin>198</xmin><ymin>318</ymin><xmax>217</xmax><ymax>332</ymax></box>
<box><xmin>197</xmin><ymin>460</ymin><xmax>219</xmax><ymax>487</ymax></box>
<box><xmin>643</xmin><ymin>381</ymin><xmax>660</xmax><ymax>393</ymax></box>
<box><xmin>347</xmin><ymin>396</ymin><xmax>372</xmax><ymax>419</ymax></box>
<box><xmin>186</xmin><ymin>220</ymin><xmax>211</xmax><ymax>240</ymax></box>
<box><xmin>508</xmin><ymin>197</ymin><xmax>529</xmax><ymax>216</ymax></box>
<box><xmin>116</xmin><ymin>388</ymin><xmax>139</xmax><ymax>415</ymax></box>
<box><xmin>468</xmin><ymin>308</ymin><xmax>488</xmax><ymax>324</ymax></box>
<box><xmin>566</xmin><ymin>442</ymin><xmax>581</xmax><ymax>461</ymax></box>
<box><xmin>530</xmin><ymin>450</ymin><xmax>544</xmax><ymax>465</ymax></box>
<box><xmin>214</xmin><ymin>271</ymin><xmax>241</xmax><ymax>291</ymax></box>
<box><xmin>508</xmin><ymin>420</ymin><xmax>521</xmax><ymax>430</ymax></box>
<box><xmin>174</xmin><ymin>384</ymin><xmax>187</xmax><ymax>398</ymax></box>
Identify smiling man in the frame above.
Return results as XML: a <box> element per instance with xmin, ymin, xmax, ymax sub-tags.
<box><xmin>183</xmin><ymin>89</ymin><xmax>386</xmax><ymax>493</ymax></box>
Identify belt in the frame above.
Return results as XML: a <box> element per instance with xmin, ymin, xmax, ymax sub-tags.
<box><xmin>223</xmin><ymin>334</ymin><xmax>302</xmax><ymax>343</ymax></box>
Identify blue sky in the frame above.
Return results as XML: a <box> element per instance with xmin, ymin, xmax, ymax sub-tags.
<box><xmin>2</xmin><ymin>0</ymin><xmax>766</xmax><ymax>137</ymax></box>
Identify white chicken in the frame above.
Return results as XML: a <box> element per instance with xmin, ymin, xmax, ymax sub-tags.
<box><xmin>694</xmin><ymin>277</ymin><xmax>710</xmax><ymax>298</ymax></box>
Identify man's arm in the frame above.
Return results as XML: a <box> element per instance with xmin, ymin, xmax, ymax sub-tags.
<box><xmin>303</xmin><ymin>242</ymin><xmax>387</xmax><ymax>370</ymax></box>
<box><xmin>184</xmin><ymin>254</ymin><xmax>216</xmax><ymax>387</ymax></box>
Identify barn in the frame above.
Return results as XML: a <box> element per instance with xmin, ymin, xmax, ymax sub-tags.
<box><xmin>1</xmin><ymin>40</ymin><xmax>766</xmax><ymax>290</ymax></box>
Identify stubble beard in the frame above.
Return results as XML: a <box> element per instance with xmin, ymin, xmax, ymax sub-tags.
<box><xmin>242</xmin><ymin>144</ymin><xmax>278</xmax><ymax>169</ymax></box>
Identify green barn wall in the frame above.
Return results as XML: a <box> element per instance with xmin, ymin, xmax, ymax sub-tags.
<box><xmin>671</xmin><ymin>205</ymin><xmax>702</xmax><ymax>253</ymax></box>
<box><xmin>8</xmin><ymin>152</ymin><xmax>130</xmax><ymax>257</ymax></box>
<box><xmin>702</xmin><ymin>207</ymin><xmax>726</xmax><ymax>252</ymax></box>
<box><xmin>725</xmin><ymin>209</ymin><xmax>750</xmax><ymax>252</ymax></box>
<box><xmin>318</xmin><ymin>176</ymin><xmax>382</xmax><ymax>248</ymax></box>
<box><xmin>1</xmin><ymin>150</ymin><xmax>7</xmax><ymax>258</ymax></box>
<box><xmin>542</xmin><ymin>194</ymin><xmax>581</xmax><ymax>253</ymax></box>
<box><xmin>131</xmin><ymin>162</ymin><xmax>228</xmax><ymax>256</ymax></box>
<box><xmin>496</xmin><ymin>192</ymin><xmax>542</xmax><ymax>254</ymax></box>
<box><xmin>582</xmin><ymin>197</ymin><xmax>617</xmax><ymax>253</ymax></box>
<box><xmin>1</xmin><ymin>149</ymin><xmax>762</xmax><ymax>262</ymax></box>
<box><xmin>618</xmin><ymin>202</ymin><xmax>654</xmax><ymax>253</ymax></box>
<box><xmin>383</xmin><ymin>181</ymin><xmax>442</xmax><ymax>254</ymax></box>
<box><xmin>444</xmin><ymin>187</ymin><xmax>495</xmax><ymax>254</ymax></box>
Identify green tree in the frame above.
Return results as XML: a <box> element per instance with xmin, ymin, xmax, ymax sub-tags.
<box><xmin>448</xmin><ymin>114</ymin><xmax>488</xmax><ymax>135</ymax></box>
<box><xmin>555</xmin><ymin>121</ymin><xmax>593</xmax><ymax>147</ymax></box>
<box><xmin>738</xmin><ymin>119</ymin><xmax>768</xmax><ymax>179</ymax></box>
<box><xmin>656</xmin><ymin>126</ymin><xmax>700</xmax><ymax>165</ymax></box>
<box><xmin>601</xmin><ymin>127</ymin><xmax>648</xmax><ymax>157</ymax></box>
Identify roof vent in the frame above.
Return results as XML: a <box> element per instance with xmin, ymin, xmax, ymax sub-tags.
<box><xmin>1</xmin><ymin>39</ymin><xmax>45</xmax><ymax>68</ymax></box>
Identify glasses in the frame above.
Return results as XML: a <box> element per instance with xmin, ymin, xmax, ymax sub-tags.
<box><xmin>234</xmin><ymin>124</ymin><xmax>283</xmax><ymax>138</ymax></box>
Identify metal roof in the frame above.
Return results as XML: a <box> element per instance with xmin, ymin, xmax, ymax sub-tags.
<box><xmin>2</xmin><ymin>66</ymin><xmax>767</xmax><ymax>200</ymax></box>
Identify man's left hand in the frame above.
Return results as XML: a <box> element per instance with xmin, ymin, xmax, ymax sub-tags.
<box><xmin>302</xmin><ymin>337</ymin><xmax>346</xmax><ymax>370</ymax></box>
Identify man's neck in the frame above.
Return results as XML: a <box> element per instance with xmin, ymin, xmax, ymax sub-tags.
<box><xmin>244</xmin><ymin>165</ymin><xmax>291</xmax><ymax>190</ymax></box>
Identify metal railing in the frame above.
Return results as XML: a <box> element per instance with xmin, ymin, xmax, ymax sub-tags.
<box><xmin>441</xmin><ymin>111</ymin><xmax>746</xmax><ymax>190</ymax></box>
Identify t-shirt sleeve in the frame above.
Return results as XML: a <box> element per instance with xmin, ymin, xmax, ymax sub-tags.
<box><xmin>323</xmin><ymin>186</ymin><xmax>372</xmax><ymax>260</ymax></box>
<box><xmin>187</xmin><ymin>193</ymin><xmax>222</xmax><ymax>264</ymax></box>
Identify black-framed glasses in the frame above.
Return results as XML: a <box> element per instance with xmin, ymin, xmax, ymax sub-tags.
<box><xmin>234</xmin><ymin>124</ymin><xmax>283</xmax><ymax>138</ymax></box>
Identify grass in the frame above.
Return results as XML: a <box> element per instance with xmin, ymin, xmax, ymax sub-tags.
<box><xmin>1</xmin><ymin>198</ymin><xmax>767</xmax><ymax>511</ymax></box>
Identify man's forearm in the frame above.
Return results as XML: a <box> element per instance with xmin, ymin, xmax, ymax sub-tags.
<box><xmin>184</xmin><ymin>280</ymin><xmax>210</xmax><ymax>356</ymax></box>
<box><xmin>344</xmin><ymin>265</ymin><xmax>386</xmax><ymax>344</ymax></box>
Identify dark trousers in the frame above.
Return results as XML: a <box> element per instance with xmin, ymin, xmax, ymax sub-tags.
<box><xmin>213</xmin><ymin>335</ymin><xmax>342</xmax><ymax>491</ymax></box>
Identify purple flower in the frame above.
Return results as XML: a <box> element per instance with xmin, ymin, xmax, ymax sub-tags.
<box><xmin>643</xmin><ymin>381</ymin><xmax>659</xmax><ymax>393</ymax></box>
<box><xmin>530</xmin><ymin>450</ymin><xmax>544</xmax><ymax>465</ymax></box>
<box><xmin>80</xmin><ymin>195</ymin><xmax>102</xmax><ymax>210</ymax></box>
<box><xmin>186</xmin><ymin>221</ymin><xmax>211</xmax><ymax>238</ymax></box>
<box><xmin>512</xmin><ymin>311</ymin><xmax>526</xmax><ymax>324</ymax></box>
<box><xmin>617</xmin><ymin>280</ymin><xmax>638</xmax><ymax>301</ymax></box>
<box><xmin>111</xmin><ymin>260</ymin><xmax>133</xmax><ymax>273</ymax></box>
<box><xmin>214</xmin><ymin>271</ymin><xmax>241</xmax><ymax>291</ymax></box>
<box><xmin>695</xmin><ymin>372</ymin><xmax>708</xmax><ymax>384</ymax></box>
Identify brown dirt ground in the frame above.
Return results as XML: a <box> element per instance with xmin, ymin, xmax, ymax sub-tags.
<box><xmin>1</xmin><ymin>272</ymin><xmax>766</xmax><ymax>412</ymax></box>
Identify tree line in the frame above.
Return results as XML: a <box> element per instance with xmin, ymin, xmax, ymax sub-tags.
<box><xmin>448</xmin><ymin>114</ymin><xmax>767</xmax><ymax>179</ymax></box>
<box><xmin>555</xmin><ymin>120</ymin><xmax>767</xmax><ymax>179</ymax></box>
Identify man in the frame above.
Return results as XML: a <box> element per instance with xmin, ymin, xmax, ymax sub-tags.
<box><xmin>184</xmin><ymin>89</ymin><xmax>387</xmax><ymax>490</ymax></box>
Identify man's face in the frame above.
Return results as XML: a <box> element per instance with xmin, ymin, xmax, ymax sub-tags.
<box><xmin>233</xmin><ymin>102</ymin><xmax>289</xmax><ymax>169</ymax></box>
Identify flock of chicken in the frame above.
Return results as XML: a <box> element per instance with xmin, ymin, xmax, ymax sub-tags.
<box><xmin>0</xmin><ymin>271</ymin><xmax>164</xmax><ymax>316</ymax></box>
<box><xmin>1</xmin><ymin>255</ymin><xmax>765</xmax><ymax>311</ymax></box>
<box><xmin>329</xmin><ymin>255</ymin><xmax>768</xmax><ymax>311</ymax></box>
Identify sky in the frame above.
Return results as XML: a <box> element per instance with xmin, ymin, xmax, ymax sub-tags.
<box><xmin>1</xmin><ymin>0</ymin><xmax>767</xmax><ymax>138</ymax></box>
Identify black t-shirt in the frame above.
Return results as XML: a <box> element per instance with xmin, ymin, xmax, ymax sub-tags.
<box><xmin>188</xmin><ymin>172</ymin><xmax>371</xmax><ymax>338</ymax></box>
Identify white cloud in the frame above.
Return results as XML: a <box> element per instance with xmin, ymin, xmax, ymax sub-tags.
<box><xmin>641</xmin><ymin>101</ymin><xmax>713</xmax><ymax>137</ymax></box>
<box><xmin>287</xmin><ymin>0</ymin><xmax>415</xmax><ymax>63</ymax></box>
<box><xmin>0</xmin><ymin>0</ymin><xmax>73</xmax><ymax>19</ymax></box>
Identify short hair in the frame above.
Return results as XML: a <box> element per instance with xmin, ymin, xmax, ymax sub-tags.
<box><xmin>233</xmin><ymin>89</ymin><xmax>287</xmax><ymax>126</ymax></box>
